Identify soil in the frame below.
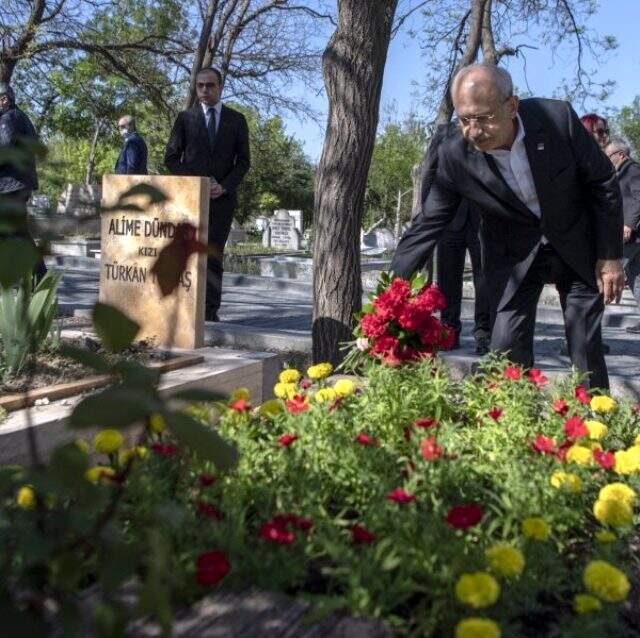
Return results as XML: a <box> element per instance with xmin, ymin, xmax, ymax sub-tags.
<box><xmin>1</xmin><ymin>333</ymin><xmax>174</xmax><ymax>396</ymax></box>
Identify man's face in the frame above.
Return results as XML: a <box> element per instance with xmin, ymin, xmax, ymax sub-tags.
<box><xmin>117</xmin><ymin>119</ymin><xmax>129</xmax><ymax>137</ymax></box>
<box><xmin>454</xmin><ymin>87</ymin><xmax>519</xmax><ymax>152</ymax></box>
<box><xmin>0</xmin><ymin>94</ymin><xmax>10</xmax><ymax>113</ymax></box>
<box><xmin>196</xmin><ymin>71</ymin><xmax>222</xmax><ymax>106</ymax></box>
<box><xmin>606</xmin><ymin>146</ymin><xmax>625</xmax><ymax>170</ymax></box>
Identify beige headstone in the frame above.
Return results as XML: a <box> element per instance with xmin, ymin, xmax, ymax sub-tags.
<box><xmin>100</xmin><ymin>175</ymin><xmax>210</xmax><ymax>349</ymax></box>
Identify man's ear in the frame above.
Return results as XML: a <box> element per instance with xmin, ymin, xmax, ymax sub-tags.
<box><xmin>508</xmin><ymin>95</ymin><xmax>519</xmax><ymax>118</ymax></box>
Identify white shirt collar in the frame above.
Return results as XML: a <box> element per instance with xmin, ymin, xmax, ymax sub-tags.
<box><xmin>201</xmin><ymin>101</ymin><xmax>222</xmax><ymax>117</ymax></box>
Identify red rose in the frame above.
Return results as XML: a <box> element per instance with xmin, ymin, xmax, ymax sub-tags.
<box><xmin>197</xmin><ymin>501</ymin><xmax>224</xmax><ymax>521</ymax></box>
<box><xmin>230</xmin><ymin>398</ymin><xmax>251</xmax><ymax>412</ymax></box>
<box><xmin>593</xmin><ymin>449</ymin><xmax>615</xmax><ymax>470</ymax></box>
<box><xmin>386</xmin><ymin>488</ymin><xmax>416</xmax><ymax>504</ymax></box>
<box><xmin>260</xmin><ymin>521</ymin><xmax>295</xmax><ymax>544</ymax></box>
<box><xmin>351</xmin><ymin>524</ymin><xmax>376</xmax><ymax>545</ymax></box>
<box><xmin>445</xmin><ymin>504</ymin><xmax>483</xmax><ymax>530</ymax></box>
<box><xmin>531</xmin><ymin>435</ymin><xmax>557</xmax><ymax>455</ymax></box>
<box><xmin>528</xmin><ymin>368</ymin><xmax>548</xmax><ymax>388</ymax></box>
<box><xmin>420</xmin><ymin>437</ymin><xmax>443</xmax><ymax>461</ymax></box>
<box><xmin>278</xmin><ymin>433</ymin><xmax>299</xmax><ymax>447</ymax></box>
<box><xmin>574</xmin><ymin>385</ymin><xmax>591</xmax><ymax>405</ymax></box>
<box><xmin>195</xmin><ymin>551</ymin><xmax>230</xmax><ymax>586</ymax></box>
<box><xmin>552</xmin><ymin>399</ymin><xmax>569</xmax><ymax>415</ymax></box>
<box><xmin>151</xmin><ymin>442</ymin><xmax>178</xmax><ymax>457</ymax></box>
<box><xmin>355</xmin><ymin>432</ymin><xmax>379</xmax><ymax>446</ymax></box>
<box><xmin>504</xmin><ymin>366</ymin><xmax>522</xmax><ymax>381</ymax></box>
<box><xmin>199</xmin><ymin>473</ymin><xmax>217</xmax><ymax>488</ymax></box>
<box><xmin>285</xmin><ymin>395</ymin><xmax>309</xmax><ymax>415</ymax></box>
<box><xmin>488</xmin><ymin>406</ymin><xmax>503</xmax><ymax>421</ymax></box>
<box><xmin>414</xmin><ymin>417</ymin><xmax>439</xmax><ymax>429</ymax></box>
<box><xmin>564</xmin><ymin>416</ymin><xmax>588</xmax><ymax>440</ymax></box>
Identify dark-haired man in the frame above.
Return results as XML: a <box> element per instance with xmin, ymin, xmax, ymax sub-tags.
<box><xmin>165</xmin><ymin>67</ymin><xmax>250</xmax><ymax>321</ymax></box>
<box><xmin>391</xmin><ymin>63</ymin><xmax>623</xmax><ymax>389</ymax></box>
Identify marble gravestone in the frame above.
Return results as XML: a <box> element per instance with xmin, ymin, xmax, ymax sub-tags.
<box><xmin>263</xmin><ymin>210</ymin><xmax>301</xmax><ymax>249</ymax></box>
<box><xmin>100</xmin><ymin>175</ymin><xmax>210</xmax><ymax>349</ymax></box>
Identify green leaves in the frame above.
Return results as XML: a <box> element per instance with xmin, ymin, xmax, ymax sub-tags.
<box><xmin>92</xmin><ymin>302</ymin><xmax>140</xmax><ymax>352</ymax></box>
<box><xmin>0</xmin><ymin>239</ymin><xmax>39</xmax><ymax>288</ymax></box>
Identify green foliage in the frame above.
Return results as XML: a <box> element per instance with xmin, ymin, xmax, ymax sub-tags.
<box><xmin>0</xmin><ymin>271</ymin><xmax>61</xmax><ymax>378</ymax></box>
<box><xmin>613</xmin><ymin>96</ymin><xmax>640</xmax><ymax>157</ymax></box>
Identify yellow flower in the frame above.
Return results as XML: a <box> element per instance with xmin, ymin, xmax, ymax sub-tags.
<box><xmin>593</xmin><ymin>498</ymin><xmax>633</xmax><ymax>527</ymax></box>
<box><xmin>119</xmin><ymin>446</ymin><xmax>148</xmax><ymax>464</ymax></box>
<box><xmin>274</xmin><ymin>382</ymin><xmax>297</xmax><ymax>400</ymax></box>
<box><xmin>583</xmin><ymin>560</ymin><xmax>630</xmax><ymax>602</ymax></box>
<box><xmin>314</xmin><ymin>388</ymin><xmax>338</xmax><ymax>403</ymax></box>
<box><xmin>613</xmin><ymin>446</ymin><xmax>640</xmax><ymax>475</ymax></box>
<box><xmin>598</xmin><ymin>482</ymin><xmax>636</xmax><ymax>508</ymax></box>
<box><xmin>566</xmin><ymin>445</ymin><xmax>593</xmax><ymax>466</ymax></box>
<box><xmin>455</xmin><ymin>618</ymin><xmax>501</xmax><ymax>638</ymax></box>
<box><xmin>590</xmin><ymin>395</ymin><xmax>617</xmax><ymax>414</ymax></box>
<box><xmin>307</xmin><ymin>362</ymin><xmax>333</xmax><ymax>380</ymax></box>
<box><xmin>585</xmin><ymin>420</ymin><xmax>608</xmax><ymax>440</ymax></box>
<box><xmin>230</xmin><ymin>387</ymin><xmax>251</xmax><ymax>402</ymax></box>
<box><xmin>550</xmin><ymin>471</ymin><xmax>582</xmax><ymax>493</ymax></box>
<box><xmin>485</xmin><ymin>544</ymin><xmax>525</xmax><ymax>580</ymax></box>
<box><xmin>635</xmin><ymin>434</ymin><xmax>640</xmax><ymax>446</ymax></box>
<box><xmin>259</xmin><ymin>399</ymin><xmax>284</xmax><ymax>418</ymax></box>
<box><xmin>148</xmin><ymin>414</ymin><xmax>166</xmax><ymax>434</ymax></box>
<box><xmin>75</xmin><ymin>439</ymin><xmax>90</xmax><ymax>454</ymax></box>
<box><xmin>521</xmin><ymin>517</ymin><xmax>550</xmax><ymax>541</ymax></box>
<box><xmin>94</xmin><ymin>429</ymin><xmax>124</xmax><ymax>455</ymax></box>
<box><xmin>573</xmin><ymin>594</ymin><xmax>602</xmax><ymax>614</ymax></box>
<box><xmin>455</xmin><ymin>572</ymin><xmax>500</xmax><ymax>609</ymax></box>
<box><xmin>279</xmin><ymin>369</ymin><xmax>301</xmax><ymax>384</ymax></box>
<box><xmin>595</xmin><ymin>530</ymin><xmax>617</xmax><ymax>543</ymax></box>
<box><xmin>333</xmin><ymin>378</ymin><xmax>356</xmax><ymax>398</ymax></box>
<box><xmin>16</xmin><ymin>486</ymin><xmax>36</xmax><ymax>510</ymax></box>
<box><xmin>85</xmin><ymin>466</ymin><xmax>116</xmax><ymax>484</ymax></box>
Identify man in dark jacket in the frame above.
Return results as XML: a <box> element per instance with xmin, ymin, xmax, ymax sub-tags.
<box><xmin>0</xmin><ymin>82</ymin><xmax>46</xmax><ymax>280</ymax></box>
<box><xmin>115</xmin><ymin>115</ymin><xmax>148</xmax><ymax>174</ymax></box>
<box><xmin>391</xmin><ymin>64</ymin><xmax>623</xmax><ymax>389</ymax></box>
<box><xmin>605</xmin><ymin>137</ymin><xmax>640</xmax><ymax>333</ymax></box>
<box><xmin>165</xmin><ymin>67</ymin><xmax>250</xmax><ymax>321</ymax></box>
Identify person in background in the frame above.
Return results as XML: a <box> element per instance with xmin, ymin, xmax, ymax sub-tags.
<box><xmin>605</xmin><ymin>137</ymin><xmax>640</xmax><ymax>334</ymax></box>
<box><xmin>115</xmin><ymin>115</ymin><xmax>148</xmax><ymax>175</ymax></box>
<box><xmin>580</xmin><ymin>113</ymin><xmax>610</xmax><ymax>149</ymax></box>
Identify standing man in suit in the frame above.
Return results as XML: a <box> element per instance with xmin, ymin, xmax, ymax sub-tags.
<box><xmin>165</xmin><ymin>67</ymin><xmax>250</xmax><ymax>321</ymax></box>
<box><xmin>391</xmin><ymin>64</ymin><xmax>623</xmax><ymax>389</ymax></box>
<box><xmin>427</xmin><ymin>123</ymin><xmax>491</xmax><ymax>355</ymax></box>
<box><xmin>115</xmin><ymin>115</ymin><xmax>148</xmax><ymax>175</ymax></box>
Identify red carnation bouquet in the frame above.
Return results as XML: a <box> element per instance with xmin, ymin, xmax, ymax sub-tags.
<box><xmin>342</xmin><ymin>272</ymin><xmax>455</xmax><ymax>369</ymax></box>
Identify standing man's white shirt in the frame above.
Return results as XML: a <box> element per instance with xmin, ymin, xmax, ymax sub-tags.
<box><xmin>201</xmin><ymin>101</ymin><xmax>222</xmax><ymax>134</ymax></box>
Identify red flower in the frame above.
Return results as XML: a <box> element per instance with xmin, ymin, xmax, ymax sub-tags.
<box><xmin>504</xmin><ymin>366</ymin><xmax>522</xmax><ymax>381</ymax></box>
<box><xmin>299</xmin><ymin>378</ymin><xmax>313</xmax><ymax>390</ymax></box>
<box><xmin>371</xmin><ymin>334</ymin><xmax>400</xmax><ymax>358</ymax></box>
<box><xmin>196</xmin><ymin>551</ymin><xmax>230</xmax><ymax>586</ymax></box>
<box><xmin>415</xmin><ymin>285</ymin><xmax>447</xmax><ymax>313</ymax></box>
<box><xmin>278</xmin><ymin>433</ymin><xmax>299</xmax><ymax>448</ymax></box>
<box><xmin>555</xmin><ymin>439</ymin><xmax>573</xmax><ymax>462</ymax></box>
<box><xmin>199</xmin><ymin>473</ymin><xmax>217</xmax><ymax>488</ymax></box>
<box><xmin>230</xmin><ymin>398</ymin><xmax>251</xmax><ymax>412</ymax></box>
<box><xmin>528</xmin><ymin>368</ymin><xmax>548</xmax><ymax>388</ymax></box>
<box><xmin>593</xmin><ymin>449</ymin><xmax>616</xmax><ymax>470</ymax></box>
<box><xmin>285</xmin><ymin>395</ymin><xmax>309</xmax><ymax>414</ymax></box>
<box><xmin>487</xmin><ymin>382</ymin><xmax>498</xmax><ymax>391</ymax></box>
<box><xmin>488</xmin><ymin>406</ymin><xmax>503</xmax><ymax>421</ymax></box>
<box><xmin>361</xmin><ymin>312</ymin><xmax>389</xmax><ymax>339</ymax></box>
<box><xmin>151</xmin><ymin>442</ymin><xmax>178</xmax><ymax>457</ymax></box>
<box><xmin>355</xmin><ymin>432</ymin><xmax>379</xmax><ymax>447</ymax></box>
<box><xmin>445</xmin><ymin>504</ymin><xmax>483</xmax><ymax>530</ymax></box>
<box><xmin>386</xmin><ymin>488</ymin><xmax>416</xmax><ymax>504</ymax></box>
<box><xmin>272</xmin><ymin>513</ymin><xmax>313</xmax><ymax>533</ymax></box>
<box><xmin>351</xmin><ymin>524</ymin><xmax>376</xmax><ymax>545</ymax></box>
<box><xmin>552</xmin><ymin>399</ymin><xmax>569</xmax><ymax>415</ymax></box>
<box><xmin>420</xmin><ymin>437</ymin><xmax>443</xmax><ymax>461</ymax></box>
<box><xmin>531</xmin><ymin>435</ymin><xmax>557</xmax><ymax>455</ymax></box>
<box><xmin>575</xmin><ymin>385</ymin><xmax>591</xmax><ymax>405</ymax></box>
<box><xmin>439</xmin><ymin>325</ymin><xmax>457</xmax><ymax>351</ymax></box>
<box><xmin>197</xmin><ymin>501</ymin><xmax>224</xmax><ymax>521</ymax></box>
<box><xmin>564</xmin><ymin>416</ymin><xmax>588</xmax><ymax>440</ymax></box>
<box><xmin>414</xmin><ymin>417</ymin><xmax>439</xmax><ymax>429</ymax></box>
<box><xmin>260</xmin><ymin>521</ymin><xmax>295</xmax><ymax>545</ymax></box>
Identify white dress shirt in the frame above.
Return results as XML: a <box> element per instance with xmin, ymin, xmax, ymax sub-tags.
<box><xmin>201</xmin><ymin>101</ymin><xmax>222</xmax><ymax>134</ymax></box>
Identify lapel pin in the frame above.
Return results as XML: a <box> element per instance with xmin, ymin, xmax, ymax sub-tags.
<box><xmin>537</xmin><ymin>142</ymin><xmax>545</xmax><ymax>151</ymax></box>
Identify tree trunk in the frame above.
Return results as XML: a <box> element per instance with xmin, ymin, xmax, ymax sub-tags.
<box><xmin>85</xmin><ymin>121</ymin><xmax>102</xmax><ymax>185</ymax></box>
<box><xmin>312</xmin><ymin>0</ymin><xmax>398</xmax><ymax>365</ymax></box>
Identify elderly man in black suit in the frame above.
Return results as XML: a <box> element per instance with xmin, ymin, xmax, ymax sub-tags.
<box><xmin>391</xmin><ymin>63</ymin><xmax>624</xmax><ymax>389</ymax></box>
<box><xmin>165</xmin><ymin>67</ymin><xmax>250</xmax><ymax>321</ymax></box>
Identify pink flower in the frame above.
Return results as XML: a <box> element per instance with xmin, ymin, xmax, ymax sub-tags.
<box><xmin>564</xmin><ymin>416</ymin><xmax>588</xmax><ymax>440</ymax></box>
<box><xmin>488</xmin><ymin>406</ymin><xmax>503</xmax><ymax>421</ymax></box>
<box><xmin>504</xmin><ymin>366</ymin><xmax>523</xmax><ymax>381</ymax></box>
<box><xmin>386</xmin><ymin>488</ymin><xmax>416</xmax><ymax>504</ymax></box>
<box><xmin>531</xmin><ymin>435</ymin><xmax>557</xmax><ymax>455</ymax></box>
<box><xmin>351</xmin><ymin>524</ymin><xmax>376</xmax><ymax>545</ymax></box>
<box><xmin>593</xmin><ymin>449</ymin><xmax>615</xmax><ymax>470</ymax></box>
<box><xmin>528</xmin><ymin>368</ymin><xmax>548</xmax><ymax>388</ymax></box>
<box><xmin>445</xmin><ymin>504</ymin><xmax>483</xmax><ymax>530</ymax></box>
<box><xmin>278</xmin><ymin>433</ymin><xmax>299</xmax><ymax>447</ymax></box>
<box><xmin>196</xmin><ymin>551</ymin><xmax>230</xmax><ymax>586</ymax></box>
<box><xmin>574</xmin><ymin>385</ymin><xmax>591</xmax><ymax>405</ymax></box>
<box><xmin>420</xmin><ymin>437</ymin><xmax>443</xmax><ymax>461</ymax></box>
<box><xmin>552</xmin><ymin>399</ymin><xmax>569</xmax><ymax>415</ymax></box>
<box><xmin>355</xmin><ymin>432</ymin><xmax>379</xmax><ymax>447</ymax></box>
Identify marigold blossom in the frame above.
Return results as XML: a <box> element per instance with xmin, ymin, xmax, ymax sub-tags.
<box><xmin>598</xmin><ymin>482</ymin><xmax>636</xmax><ymax>507</ymax></box>
<box><xmin>590</xmin><ymin>395</ymin><xmax>617</xmax><ymax>415</ymax></box>
<box><xmin>16</xmin><ymin>486</ymin><xmax>36</xmax><ymax>510</ymax></box>
<box><xmin>455</xmin><ymin>572</ymin><xmax>500</xmax><ymax>608</ymax></box>
<box><xmin>593</xmin><ymin>498</ymin><xmax>633</xmax><ymax>527</ymax></box>
<box><xmin>455</xmin><ymin>618</ymin><xmax>501</xmax><ymax>638</ymax></box>
<box><xmin>278</xmin><ymin>369</ymin><xmax>300</xmax><ymax>384</ymax></box>
<box><xmin>521</xmin><ymin>517</ymin><xmax>550</xmax><ymax>541</ymax></box>
<box><xmin>573</xmin><ymin>593</ymin><xmax>602</xmax><ymax>614</ymax></box>
<box><xmin>94</xmin><ymin>429</ymin><xmax>124</xmax><ymax>455</ymax></box>
<box><xmin>583</xmin><ymin>560</ymin><xmax>630</xmax><ymax>602</ymax></box>
<box><xmin>485</xmin><ymin>543</ymin><xmax>525</xmax><ymax>580</ymax></box>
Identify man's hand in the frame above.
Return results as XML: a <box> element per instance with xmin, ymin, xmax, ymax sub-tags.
<box><xmin>623</xmin><ymin>225</ymin><xmax>633</xmax><ymax>243</ymax></box>
<box><xmin>595</xmin><ymin>258</ymin><xmax>625</xmax><ymax>304</ymax></box>
<box><xmin>210</xmin><ymin>183</ymin><xmax>224</xmax><ymax>199</ymax></box>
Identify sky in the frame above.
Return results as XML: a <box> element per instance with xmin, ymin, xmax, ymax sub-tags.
<box><xmin>285</xmin><ymin>0</ymin><xmax>640</xmax><ymax>162</ymax></box>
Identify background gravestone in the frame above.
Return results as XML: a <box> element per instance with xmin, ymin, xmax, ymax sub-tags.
<box><xmin>100</xmin><ymin>175</ymin><xmax>209</xmax><ymax>349</ymax></box>
<box><xmin>267</xmin><ymin>210</ymin><xmax>301</xmax><ymax>249</ymax></box>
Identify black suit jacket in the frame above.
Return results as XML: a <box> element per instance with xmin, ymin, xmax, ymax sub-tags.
<box><xmin>617</xmin><ymin>158</ymin><xmax>640</xmax><ymax>234</ymax></box>
<box><xmin>164</xmin><ymin>103</ymin><xmax>250</xmax><ymax>208</ymax></box>
<box><xmin>115</xmin><ymin>132</ymin><xmax>148</xmax><ymax>175</ymax></box>
<box><xmin>392</xmin><ymin>98</ymin><xmax>623</xmax><ymax>309</ymax></box>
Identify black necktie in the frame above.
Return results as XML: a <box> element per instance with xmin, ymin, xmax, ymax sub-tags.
<box><xmin>207</xmin><ymin>107</ymin><xmax>216</xmax><ymax>148</ymax></box>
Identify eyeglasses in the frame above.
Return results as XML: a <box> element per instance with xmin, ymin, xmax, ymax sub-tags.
<box><xmin>594</xmin><ymin>128</ymin><xmax>610</xmax><ymax>137</ymax></box>
<box><xmin>457</xmin><ymin>97</ymin><xmax>511</xmax><ymax>127</ymax></box>
<box><xmin>607</xmin><ymin>150</ymin><xmax>622</xmax><ymax>159</ymax></box>
<box><xmin>196</xmin><ymin>82</ymin><xmax>219</xmax><ymax>90</ymax></box>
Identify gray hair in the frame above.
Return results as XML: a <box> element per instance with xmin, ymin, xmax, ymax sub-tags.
<box><xmin>451</xmin><ymin>63</ymin><xmax>514</xmax><ymax>101</ymax></box>
<box><xmin>606</xmin><ymin>136</ymin><xmax>631</xmax><ymax>158</ymax></box>
<box><xmin>118</xmin><ymin>114</ymin><xmax>136</xmax><ymax>131</ymax></box>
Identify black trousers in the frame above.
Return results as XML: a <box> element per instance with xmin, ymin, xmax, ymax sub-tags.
<box><xmin>490</xmin><ymin>243</ymin><xmax>608</xmax><ymax>389</ymax></box>
<box><xmin>205</xmin><ymin>198</ymin><xmax>234</xmax><ymax>314</ymax></box>
<box><xmin>437</xmin><ymin>222</ymin><xmax>491</xmax><ymax>339</ymax></box>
